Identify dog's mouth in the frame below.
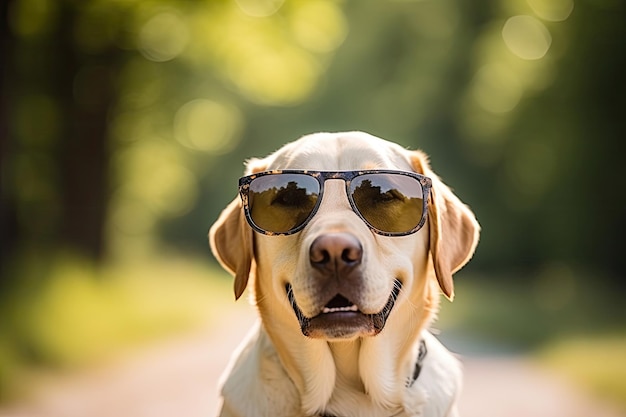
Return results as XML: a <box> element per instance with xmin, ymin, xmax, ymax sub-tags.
<box><xmin>286</xmin><ymin>280</ymin><xmax>402</xmax><ymax>340</ymax></box>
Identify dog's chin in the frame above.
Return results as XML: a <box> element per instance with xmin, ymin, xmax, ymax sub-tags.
<box><xmin>286</xmin><ymin>280</ymin><xmax>402</xmax><ymax>340</ymax></box>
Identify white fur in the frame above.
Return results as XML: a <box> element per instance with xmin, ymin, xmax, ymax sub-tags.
<box><xmin>210</xmin><ymin>132</ymin><xmax>479</xmax><ymax>417</ymax></box>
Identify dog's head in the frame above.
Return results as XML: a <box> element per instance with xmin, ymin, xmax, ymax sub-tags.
<box><xmin>210</xmin><ymin>132</ymin><xmax>479</xmax><ymax>341</ymax></box>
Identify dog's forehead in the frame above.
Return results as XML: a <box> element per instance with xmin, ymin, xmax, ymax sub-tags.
<box><xmin>265</xmin><ymin>132</ymin><xmax>412</xmax><ymax>171</ymax></box>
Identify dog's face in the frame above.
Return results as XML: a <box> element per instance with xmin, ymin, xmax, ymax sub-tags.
<box><xmin>210</xmin><ymin>132</ymin><xmax>479</xmax><ymax>342</ymax></box>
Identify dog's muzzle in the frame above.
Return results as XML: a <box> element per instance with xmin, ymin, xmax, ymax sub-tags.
<box><xmin>286</xmin><ymin>280</ymin><xmax>402</xmax><ymax>339</ymax></box>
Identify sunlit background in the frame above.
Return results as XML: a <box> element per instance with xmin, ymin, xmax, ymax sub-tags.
<box><xmin>1</xmin><ymin>0</ymin><xmax>625</xmax><ymax>412</ymax></box>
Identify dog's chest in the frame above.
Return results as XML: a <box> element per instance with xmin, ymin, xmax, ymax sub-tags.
<box><xmin>317</xmin><ymin>384</ymin><xmax>427</xmax><ymax>417</ymax></box>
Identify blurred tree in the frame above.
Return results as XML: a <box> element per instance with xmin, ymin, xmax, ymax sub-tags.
<box><xmin>455</xmin><ymin>0</ymin><xmax>626</xmax><ymax>279</ymax></box>
<box><xmin>1</xmin><ymin>0</ymin><xmax>348</xmax><ymax>281</ymax></box>
<box><xmin>1</xmin><ymin>0</ymin><xmax>18</xmax><ymax>274</ymax></box>
<box><xmin>1</xmin><ymin>0</ymin><xmax>624</xmax><ymax>289</ymax></box>
<box><xmin>55</xmin><ymin>3</ymin><xmax>116</xmax><ymax>261</ymax></box>
<box><xmin>1</xmin><ymin>0</ymin><xmax>118</xmax><ymax>275</ymax></box>
<box><xmin>181</xmin><ymin>0</ymin><xmax>625</xmax><ymax>284</ymax></box>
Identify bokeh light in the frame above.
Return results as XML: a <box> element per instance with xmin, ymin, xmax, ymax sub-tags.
<box><xmin>138</xmin><ymin>11</ymin><xmax>189</xmax><ymax>62</ymax></box>
<box><xmin>289</xmin><ymin>0</ymin><xmax>347</xmax><ymax>53</ymax></box>
<box><xmin>526</xmin><ymin>0</ymin><xmax>574</xmax><ymax>22</ymax></box>
<box><xmin>471</xmin><ymin>63</ymin><xmax>523</xmax><ymax>113</ymax></box>
<box><xmin>502</xmin><ymin>15</ymin><xmax>552</xmax><ymax>60</ymax></box>
<box><xmin>235</xmin><ymin>0</ymin><xmax>285</xmax><ymax>17</ymax></box>
<box><xmin>174</xmin><ymin>100</ymin><xmax>243</xmax><ymax>154</ymax></box>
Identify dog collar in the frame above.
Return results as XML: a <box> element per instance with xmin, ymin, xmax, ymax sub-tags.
<box><xmin>319</xmin><ymin>339</ymin><xmax>427</xmax><ymax>417</ymax></box>
<box><xmin>406</xmin><ymin>339</ymin><xmax>427</xmax><ymax>387</ymax></box>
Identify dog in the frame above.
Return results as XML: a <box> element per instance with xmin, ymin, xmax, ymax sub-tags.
<box><xmin>209</xmin><ymin>131</ymin><xmax>480</xmax><ymax>417</ymax></box>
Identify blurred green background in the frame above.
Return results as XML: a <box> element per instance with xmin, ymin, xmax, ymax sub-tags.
<box><xmin>1</xmin><ymin>0</ymin><xmax>625</xmax><ymax>408</ymax></box>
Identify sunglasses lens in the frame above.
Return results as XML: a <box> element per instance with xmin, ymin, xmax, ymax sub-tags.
<box><xmin>248</xmin><ymin>174</ymin><xmax>320</xmax><ymax>233</ymax></box>
<box><xmin>350</xmin><ymin>174</ymin><xmax>425</xmax><ymax>233</ymax></box>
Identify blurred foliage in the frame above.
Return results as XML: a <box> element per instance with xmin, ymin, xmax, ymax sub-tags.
<box><xmin>0</xmin><ymin>254</ymin><xmax>232</xmax><ymax>401</ymax></box>
<box><xmin>2</xmin><ymin>0</ymin><xmax>625</xmax><ymax>275</ymax></box>
<box><xmin>1</xmin><ymin>0</ymin><xmax>625</xmax><ymax>403</ymax></box>
<box><xmin>438</xmin><ymin>269</ymin><xmax>626</xmax><ymax>350</ymax></box>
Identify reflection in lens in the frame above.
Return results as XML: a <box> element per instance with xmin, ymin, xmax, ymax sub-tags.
<box><xmin>350</xmin><ymin>174</ymin><xmax>423</xmax><ymax>233</ymax></box>
<box><xmin>249</xmin><ymin>174</ymin><xmax>319</xmax><ymax>233</ymax></box>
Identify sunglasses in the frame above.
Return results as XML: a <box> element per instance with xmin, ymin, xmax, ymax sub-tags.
<box><xmin>238</xmin><ymin>170</ymin><xmax>432</xmax><ymax>237</ymax></box>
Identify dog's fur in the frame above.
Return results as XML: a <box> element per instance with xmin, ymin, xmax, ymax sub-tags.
<box><xmin>209</xmin><ymin>132</ymin><xmax>480</xmax><ymax>417</ymax></box>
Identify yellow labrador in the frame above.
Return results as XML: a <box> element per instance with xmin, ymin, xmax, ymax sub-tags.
<box><xmin>209</xmin><ymin>132</ymin><xmax>480</xmax><ymax>417</ymax></box>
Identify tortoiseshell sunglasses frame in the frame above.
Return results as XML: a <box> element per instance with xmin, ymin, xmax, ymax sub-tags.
<box><xmin>238</xmin><ymin>169</ymin><xmax>432</xmax><ymax>237</ymax></box>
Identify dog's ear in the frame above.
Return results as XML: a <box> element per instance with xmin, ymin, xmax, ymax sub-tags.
<box><xmin>410</xmin><ymin>151</ymin><xmax>480</xmax><ymax>301</ymax></box>
<box><xmin>209</xmin><ymin>158</ymin><xmax>268</xmax><ymax>300</ymax></box>
<box><xmin>209</xmin><ymin>198</ymin><xmax>254</xmax><ymax>300</ymax></box>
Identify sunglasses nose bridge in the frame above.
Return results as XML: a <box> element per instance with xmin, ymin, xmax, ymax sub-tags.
<box><xmin>318</xmin><ymin>178</ymin><xmax>352</xmax><ymax>209</ymax></box>
<box><xmin>304</xmin><ymin>179</ymin><xmax>359</xmax><ymax>228</ymax></box>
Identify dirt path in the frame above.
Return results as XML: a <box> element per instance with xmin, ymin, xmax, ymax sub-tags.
<box><xmin>1</xmin><ymin>305</ymin><xmax>623</xmax><ymax>417</ymax></box>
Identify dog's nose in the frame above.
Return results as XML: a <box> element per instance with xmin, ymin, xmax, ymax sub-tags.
<box><xmin>310</xmin><ymin>232</ymin><xmax>362</xmax><ymax>273</ymax></box>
